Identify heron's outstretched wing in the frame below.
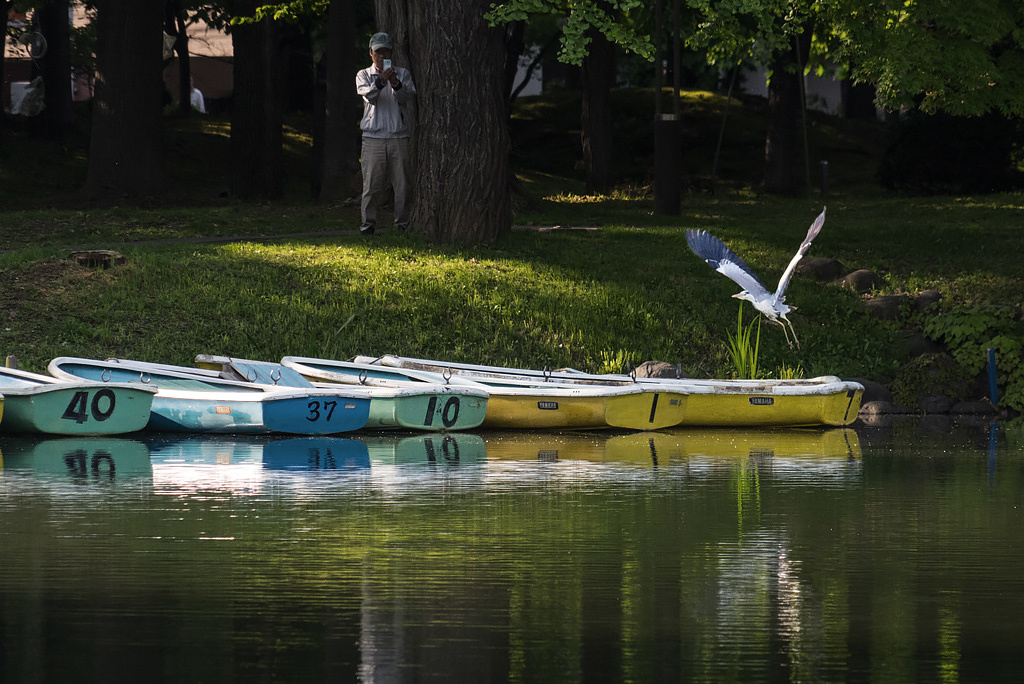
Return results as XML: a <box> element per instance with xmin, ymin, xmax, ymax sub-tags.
<box><xmin>774</xmin><ymin>207</ymin><xmax>826</xmax><ymax>299</ymax></box>
<box><xmin>685</xmin><ymin>229</ymin><xmax>772</xmax><ymax>301</ymax></box>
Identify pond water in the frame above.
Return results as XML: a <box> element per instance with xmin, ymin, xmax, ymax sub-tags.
<box><xmin>1</xmin><ymin>419</ymin><xmax>1023</xmax><ymax>683</ymax></box>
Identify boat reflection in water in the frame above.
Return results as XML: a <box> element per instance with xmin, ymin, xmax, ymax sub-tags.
<box><xmin>482</xmin><ymin>427</ymin><xmax>860</xmax><ymax>468</ymax></box>
<box><xmin>0</xmin><ymin>436</ymin><xmax>154</xmax><ymax>479</ymax></box>
<box><xmin>0</xmin><ymin>427</ymin><xmax>860</xmax><ymax>484</ymax></box>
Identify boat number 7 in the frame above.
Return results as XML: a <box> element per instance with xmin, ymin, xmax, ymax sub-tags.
<box><xmin>61</xmin><ymin>389</ymin><xmax>117</xmax><ymax>424</ymax></box>
<box><xmin>306</xmin><ymin>399</ymin><xmax>338</xmax><ymax>422</ymax></box>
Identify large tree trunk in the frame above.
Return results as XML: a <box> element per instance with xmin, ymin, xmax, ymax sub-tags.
<box><xmin>230</xmin><ymin>0</ymin><xmax>283</xmax><ymax>199</ymax></box>
<box><xmin>842</xmin><ymin>75</ymin><xmax>877</xmax><ymax>120</ymax></box>
<box><xmin>315</xmin><ymin>0</ymin><xmax>360</xmax><ymax>202</ymax></box>
<box><xmin>763</xmin><ymin>31</ymin><xmax>812</xmax><ymax>196</ymax></box>
<box><xmin>581</xmin><ymin>26</ymin><xmax>615</xmax><ymax>194</ymax></box>
<box><xmin>37</xmin><ymin>0</ymin><xmax>74</xmax><ymax>138</ymax></box>
<box><xmin>375</xmin><ymin>0</ymin><xmax>511</xmax><ymax>245</ymax></box>
<box><xmin>85</xmin><ymin>0</ymin><xmax>165</xmax><ymax>198</ymax></box>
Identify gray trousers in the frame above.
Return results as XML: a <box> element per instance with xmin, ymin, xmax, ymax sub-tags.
<box><xmin>360</xmin><ymin>136</ymin><xmax>412</xmax><ymax>229</ymax></box>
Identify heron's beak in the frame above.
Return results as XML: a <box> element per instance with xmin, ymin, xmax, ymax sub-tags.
<box><xmin>731</xmin><ymin>293</ymin><xmax>742</xmax><ymax>299</ymax></box>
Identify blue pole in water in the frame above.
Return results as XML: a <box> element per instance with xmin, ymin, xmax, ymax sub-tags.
<box><xmin>988</xmin><ymin>348</ymin><xmax>999</xmax><ymax>406</ymax></box>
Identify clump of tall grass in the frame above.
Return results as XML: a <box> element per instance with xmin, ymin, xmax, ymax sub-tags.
<box><xmin>727</xmin><ymin>304</ymin><xmax>761</xmax><ymax>379</ymax></box>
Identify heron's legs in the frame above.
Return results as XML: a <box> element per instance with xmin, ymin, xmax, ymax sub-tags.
<box><xmin>784</xmin><ymin>318</ymin><xmax>800</xmax><ymax>350</ymax></box>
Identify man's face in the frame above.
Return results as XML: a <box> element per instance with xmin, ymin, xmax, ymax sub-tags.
<box><xmin>371</xmin><ymin>48</ymin><xmax>393</xmax><ymax>71</ymax></box>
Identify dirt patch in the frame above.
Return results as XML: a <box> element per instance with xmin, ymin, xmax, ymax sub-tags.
<box><xmin>0</xmin><ymin>258</ymin><xmax>79</xmax><ymax>325</ymax></box>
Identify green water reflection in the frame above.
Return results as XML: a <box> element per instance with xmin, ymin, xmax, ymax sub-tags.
<box><xmin>0</xmin><ymin>420</ymin><xmax>1022</xmax><ymax>682</ymax></box>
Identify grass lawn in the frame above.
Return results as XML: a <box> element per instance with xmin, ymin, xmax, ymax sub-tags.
<box><xmin>0</xmin><ymin>89</ymin><xmax>1022</xmax><ymax>411</ymax></box>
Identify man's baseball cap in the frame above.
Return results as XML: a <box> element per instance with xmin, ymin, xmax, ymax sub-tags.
<box><xmin>369</xmin><ymin>32</ymin><xmax>393</xmax><ymax>51</ymax></box>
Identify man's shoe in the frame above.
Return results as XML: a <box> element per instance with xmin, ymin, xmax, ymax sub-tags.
<box><xmin>359</xmin><ymin>225</ymin><xmax>375</xmax><ymax>236</ymax></box>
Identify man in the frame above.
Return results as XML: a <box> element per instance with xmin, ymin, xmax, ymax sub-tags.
<box><xmin>356</xmin><ymin>32</ymin><xmax>417</xmax><ymax>235</ymax></box>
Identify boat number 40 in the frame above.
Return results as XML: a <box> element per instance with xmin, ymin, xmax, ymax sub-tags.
<box><xmin>61</xmin><ymin>389</ymin><xmax>117</xmax><ymax>423</ymax></box>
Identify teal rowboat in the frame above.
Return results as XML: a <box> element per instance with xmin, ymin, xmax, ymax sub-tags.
<box><xmin>0</xmin><ymin>366</ymin><xmax>155</xmax><ymax>435</ymax></box>
<box><xmin>195</xmin><ymin>355</ymin><xmax>489</xmax><ymax>432</ymax></box>
<box><xmin>47</xmin><ymin>357</ymin><xmax>372</xmax><ymax>435</ymax></box>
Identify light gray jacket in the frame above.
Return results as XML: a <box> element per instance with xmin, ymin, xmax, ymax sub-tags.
<box><xmin>356</xmin><ymin>65</ymin><xmax>416</xmax><ymax>139</ymax></box>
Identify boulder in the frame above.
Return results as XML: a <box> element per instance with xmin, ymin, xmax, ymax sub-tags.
<box><xmin>915</xmin><ymin>289</ymin><xmax>942</xmax><ymax>312</ymax></box>
<box><xmin>863</xmin><ymin>295</ymin><xmax>914</xmax><ymax>321</ymax></box>
<box><xmin>918</xmin><ymin>393</ymin><xmax>952</xmax><ymax>414</ymax></box>
<box><xmin>950</xmin><ymin>401</ymin><xmax>997</xmax><ymax>415</ymax></box>
<box><xmin>847</xmin><ymin>378</ymin><xmax>892</xmax><ymax>404</ymax></box>
<box><xmin>842</xmin><ymin>269</ymin><xmax>885</xmax><ymax>292</ymax></box>
<box><xmin>797</xmin><ymin>256</ymin><xmax>846</xmax><ymax>281</ymax></box>
<box><xmin>634</xmin><ymin>360</ymin><xmax>688</xmax><ymax>379</ymax></box>
<box><xmin>902</xmin><ymin>330</ymin><xmax>944</xmax><ymax>357</ymax></box>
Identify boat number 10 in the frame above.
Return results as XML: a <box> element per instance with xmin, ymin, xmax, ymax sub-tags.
<box><xmin>61</xmin><ymin>389</ymin><xmax>116</xmax><ymax>424</ymax></box>
<box><xmin>424</xmin><ymin>396</ymin><xmax>460</xmax><ymax>428</ymax></box>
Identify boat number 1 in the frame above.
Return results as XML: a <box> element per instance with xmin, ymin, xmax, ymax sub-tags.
<box><xmin>423</xmin><ymin>396</ymin><xmax>460</xmax><ymax>428</ymax></box>
<box><xmin>61</xmin><ymin>389</ymin><xmax>116</xmax><ymax>424</ymax></box>
<box><xmin>306</xmin><ymin>400</ymin><xmax>338</xmax><ymax>422</ymax></box>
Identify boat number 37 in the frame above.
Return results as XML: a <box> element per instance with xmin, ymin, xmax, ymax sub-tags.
<box><xmin>61</xmin><ymin>389</ymin><xmax>116</xmax><ymax>424</ymax></box>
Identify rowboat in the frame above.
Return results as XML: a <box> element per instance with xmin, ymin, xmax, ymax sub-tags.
<box><xmin>195</xmin><ymin>355</ymin><xmax>489</xmax><ymax>431</ymax></box>
<box><xmin>0</xmin><ymin>366</ymin><xmax>155</xmax><ymax>435</ymax></box>
<box><xmin>354</xmin><ymin>354</ymin><xmax>863</xmax><ymax>428</ymax></box>
<box><xmin>283</xmin><ymin>355</ymin><xmax>689</xmax><ymax>431</ymax></box>
<box><xmin>47</xmin><ymin>357</ymin><xmax>372</xmax><ymax>435</ymax></box>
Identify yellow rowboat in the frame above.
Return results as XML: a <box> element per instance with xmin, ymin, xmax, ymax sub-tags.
<box><xmin>355</xmin><ymin>354</ymin><xmax>863</xmax><ymax>428</ymax></box>
<box><xmin>469</xmin><ymin>380</ymin><xmax>687</xmax><ymax>430</ymax></box>
<box><xmin>284</xmin><ymin>355</ymin><xmax>688</xmax><ymax>430</ymax></box>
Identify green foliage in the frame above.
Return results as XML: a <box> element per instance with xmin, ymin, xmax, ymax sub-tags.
<box><xmin>889</xmin><ymin>353</ymin><xmax>973</xmax><ymax>407</ymax></box>
<box><xmin>231</xmin><ymin>1</ymin><xmax>328</xmax><ymax>25</ymax></box>
<box><xmin>826</xmin><ymin>0</ymin><xmax>1024</xmax><ymax>115</ymax></box>
<box><xmin>726</xmin><ymin>304</ymin><xmax>761</xmax><ymax>379</ymax></box>
<box><xmin>686</xmin><ymin>0</ymin><xmax>813</xmax><ymax>66</ymax></box>
<box><xmin>486</xmin><ymin>0</ymin><xmax>654</xmax><ymax>64</ymax></box>
<box><xmin>924</xmin><ymin>305</ymin><xmax>1024</xmax><ymax>411</ymax></box>
<box><xmin>774</xmin><ymin>363</ymin><xmax>804</xmax><ymax>379</ymax></box>
<box><xmin>597</xmin><ymin>348</ymin><xmax>638</xmax><ymax>374</ymax></box>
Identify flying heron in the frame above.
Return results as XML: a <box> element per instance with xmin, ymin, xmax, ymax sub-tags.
<box><xmin>685</xmin><ymin>208</ymin><xmax>826</xmax><ymax>349</ymax></box>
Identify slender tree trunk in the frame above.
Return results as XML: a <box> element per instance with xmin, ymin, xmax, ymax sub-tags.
<box><xmin>85</xmin><ymin>0</ymin><xmax>165</xmax><ymax>198</ymax></box>
<box><xmin>504</xmin><ymin>21</ymin><xmax>524</xmax><ymax>107</ymax></box>
<box><xmin>581</xmin><ymin>26</ymin><xmax>615</xmax><ymax>194</ymax></box>
<box><xmin>230</xmin><ymin>1</ymin><xmax>283</xmax><ymax>199</ymax></box>
<box><xmin>37</xmin><ymin>0</ymin><xmax>74</xmax><ymax>139</ymax></box>
<box><xmin>763</xmin><ymin>31</ymin><xmax>811</xmax><ymax>196</ymax></box>
<box><xmin>175</xmin><ymin>11</ymin><xmax>193</xmax><ymax>117</ymax></box>
<box><xmin>375</xmin><ymin>0</ymin><xmax>511</xmax><ymax>245</ymax></box>
<box><xmin>0</xmin><ymin>1</ymin><xmax>12</xmax><ymax>123</ymax></box>
<box><xmin>316</xmin><ymin>0</ymin><xmax>360</xmax><ymax>202</ymax></box>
